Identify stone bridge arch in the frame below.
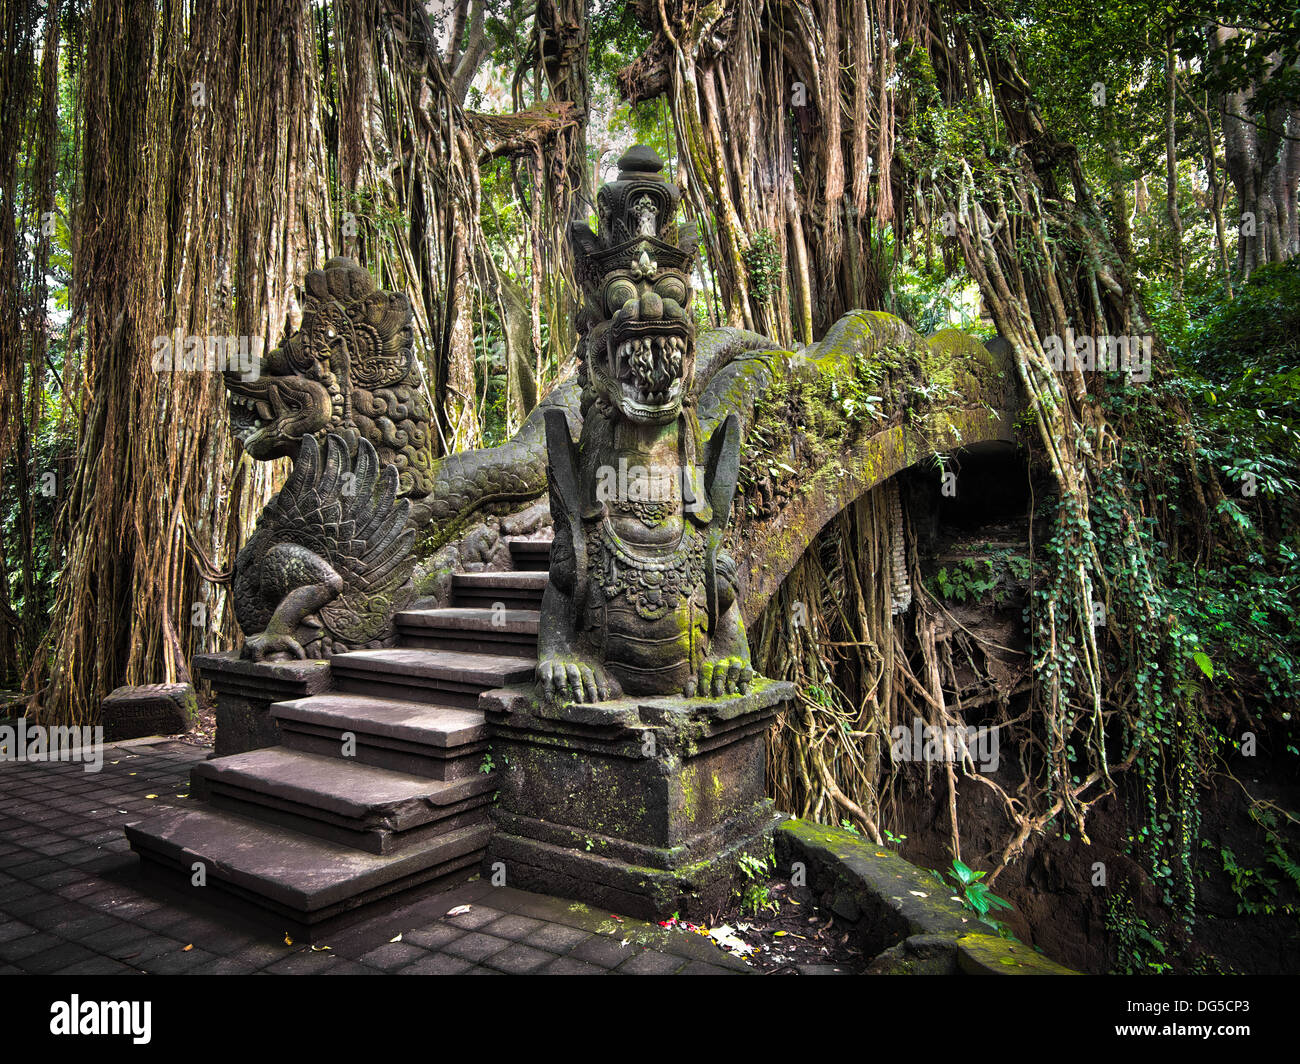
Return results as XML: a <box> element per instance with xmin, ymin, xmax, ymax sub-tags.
<box><xmin>689</xmin><ymin>315</ymin><xmax>1024</xmax><ymax>626</ymax></box>
<box><xmin>417</xmin><ymin>311</ymin><xmax>1025</xmax><ymax>620</ymax></box>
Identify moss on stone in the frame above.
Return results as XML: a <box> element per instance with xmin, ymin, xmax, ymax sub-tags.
<box><xmin>956</xmin><ymin>933</ymin><xmax>1079</xmax><ymax>976</ymax></box>
<box><xmin>776</xmin><ymin>818</ymin><xmax>1079</xmax><ymax>973</ymax></box>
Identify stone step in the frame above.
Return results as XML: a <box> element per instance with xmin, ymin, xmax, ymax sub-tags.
<box><xmin>451</xmin><ymin>569</ymin><xmax>549</xmax><ymax>610</ymax></box>
<box><xmin>190</xmin><ymin>747</ymin><xmax>496</xmax><ymax>855</ymax></box>
<box><xmin>507</xmin><ymin>537</ymin><xmax>552</xmax><ymax>571</ymax></box>
<box><xmin>329</xmin><ymin>648</ymin><xmax>537</xmax><ymax>708</ymax></box>
<box><xmin>126</xmin><ymin>805</ymin><xmax>490</xmax><ymax>937</ymax></box>
<box><xmin>395</xmin><ymin>606</ymin><xmax>539</xmax><ymax>654</ymax></box>
<box><xmin>271</xmin><ymin>692</ymin><xmax>491</xmax><ymax>779</ymax></box>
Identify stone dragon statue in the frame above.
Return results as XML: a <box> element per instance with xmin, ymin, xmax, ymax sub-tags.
<box><xmin>536</xmin><ymin>146</ymin><xmax>753</xmax><ymax>703</ymax></box>
<box><xmin>221</xmin><ymin>243</ymin><xmax>781</xmax><ymax>665</ymax></box>
<box><xmin>222</xmin><ymin>152</ymin><xmax>1014</xmax><ymax>668</ymax></box>
<box><xmin>223</xmin><ymin>259</ymin><xmax>431</xmax><ymax>659</ymax></box>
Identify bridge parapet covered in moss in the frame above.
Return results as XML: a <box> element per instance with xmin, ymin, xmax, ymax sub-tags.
<box><xmin>416</xmin><ymin>310</ymin><xmax>1023</xmax><ymax>620</ymax></box>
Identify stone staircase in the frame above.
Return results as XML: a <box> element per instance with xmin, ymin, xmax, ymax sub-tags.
<box><xmin>126</xmin><ymin>538</ymin><xmax>550</xmax><ymax>938</ymax></box>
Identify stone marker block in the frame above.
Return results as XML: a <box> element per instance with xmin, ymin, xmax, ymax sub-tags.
<box><xmin>101</xmin><ymin>683</ymin><xmax>196</xmax><ymax>741</ymax></box>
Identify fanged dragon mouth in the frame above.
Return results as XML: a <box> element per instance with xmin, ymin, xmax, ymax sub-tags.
<box><xmin>227</xmin><ymin>391</ymin><xmax>276</xmax><ymax>446</ymax></box>
<box><xmin>611</xmin><ymin>331</ymin><xmax>688</xmax><ymax>411</ymax></box>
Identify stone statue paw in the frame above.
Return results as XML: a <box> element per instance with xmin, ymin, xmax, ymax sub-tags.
<box><xmin>538</xmin><ymin>655</ymin><xmax>621</xmax><ymax>704</ymax></box>
<box><xmin>686</xmin><ymin>657</ymin><xmax>753</xmax><ymax>698</ymax></box>
<box><xmin>241</xmin><ymin>631</ymin><xmax>307</xmax><ymax>662</ymax></box>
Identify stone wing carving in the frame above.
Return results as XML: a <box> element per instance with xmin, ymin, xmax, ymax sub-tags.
<box><xmin>233</xmin><ymin>433</ymin><xmax>414</xmax><ymax>660</ymax></box>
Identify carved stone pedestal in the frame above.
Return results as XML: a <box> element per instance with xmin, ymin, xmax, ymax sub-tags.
<box><xmin>195</xmin><ymin>651</ymin><xmax>331</xmax><ymax>757</ymax></box>
<box><xmin>482</xmin><ymin>678</ymin><xmax>793</xmax><ymax>920</ymax></box>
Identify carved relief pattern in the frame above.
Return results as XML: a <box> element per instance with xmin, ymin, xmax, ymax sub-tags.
<box><xmin>590</xmin><ymin>518</ymin><xmax>707</xmax><ymax>622</ymax></box>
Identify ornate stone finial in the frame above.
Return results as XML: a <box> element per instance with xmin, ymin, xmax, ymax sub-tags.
<box><xmin>617</xmin><ymin>144</ymin><xmax>665</xmax><ymax>174</ymax></box>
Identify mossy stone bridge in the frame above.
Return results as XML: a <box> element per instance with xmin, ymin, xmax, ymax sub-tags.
<box><xmin>423</xmin><ymin>307</ymin><xmax>1023</xmax><ymax>628</ymax></box>
<box><xmin>124</xmin><ymin>304</ymin><xmax>1028</xmax><ymax>949</ymax></box>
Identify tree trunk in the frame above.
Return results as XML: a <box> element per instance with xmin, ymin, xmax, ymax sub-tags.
<box><xmin>1215</xmin><ymin>25</ymin><xmax>1300</xmax><ymax>275</ymax></box>
<box><xmin>1166</xmin><ymin>33</ymin><xmax>1185</xmax><ymax>301</ymax></box>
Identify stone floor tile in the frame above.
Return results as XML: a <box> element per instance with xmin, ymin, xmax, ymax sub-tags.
<box><xmin>356</xmin><ymin>941</ymin><xmax>428</xmax><ymax>970</ymax></box>
<box><xmin>443</xmin><ymin>931</ymin><xmax>511</xmax><ymax>963</ymax></box>
<box><xmin>18</xmin><ymin>941</ymin><xmax>100</xmax><ymax>974</ymax></box>
<box><xmin>78</xmin><ymin>922</ymin><xmax>149</xmax><ymax>953</ymax></box>
<box><xmin>483</xmin><ymin>942</ymin><xmax>554</xmax><ymax>974</ymax></box>
<box><xmin>569</xmin><ymin>934</ymin><xmax>638</xmax><ymax>968</ymax></box>
<box><xmin>523</xmin><ymin>922</ymin><xmax>592</xmax><ymax>955</ymax></box>
<box><xmin>479</xmin><ymin>913</ymin><xmax>546</xmax><ymax>941</ymax></box>
<box><xmin>438</xmin><ymin>905</ymin><xmax>510</xmax><ymax>931</ymax></box>
<box><xmin>676</xmin><ymin>959</ymin><xmax>743</xmax><ymax>974</ymax></box>
<box><xmin>398</xmin><ymin>953</ymin><xmax>474</xmax><ymax>975</ymax></box>
<box><xmin>538</xmin><ymin>955</ymin><xmax>608</xmax><ymax>975</ymax></box>
<box><xmin>52</xmin><ymin>956</ymin><xmax>142</xmax><ymax>975</ymax></box>
<box><xmin>403</xmin><ymin>924</ymin><xmax>464</xmax><ymax>951</ymax></box>
<box><xmin>0</xmin><ymin>930</ymin><xmax>60</xmax><ymax>962</ymax></box>
<box><xmin>105</xmin><ymin>935</ymin><xmax>190</xmax><ymax>967</ymax></box>
<box><xmin>140</xmin><ymin>947</ymin><xmax>221</xmax><ymax>975</ymax></box>
<box><xmin>0</xmin><ymin>920</ymin><xmax>36</xmax><ymax>944</ymax></box>
<box><xmin>263</xmin><ymin>949</ymin><xmax>349</xmax><ymax>975</ymax></box>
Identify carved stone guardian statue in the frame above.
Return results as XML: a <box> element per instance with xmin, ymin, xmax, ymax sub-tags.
<box><xmin>537</xmin><ymin>145</ymin><xmax>753</xmax><ymax>704</ymax></box>
<box><xmin>484</xmin><ymin>148</ymin><xmax>792</xmax><ymax>919</ymax></box>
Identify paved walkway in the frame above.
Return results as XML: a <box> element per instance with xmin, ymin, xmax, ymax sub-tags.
<box><xmin>0</xmin><ymin>739</ymin><xmax>747</xmax><ymax>975</ymax></box>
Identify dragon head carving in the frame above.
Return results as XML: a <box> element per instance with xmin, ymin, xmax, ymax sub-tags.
<box><xmin>223</xmin><ymin>257</ymin><xmax>435</xmax><ymax>506</ymax></box>
<box><xmin>571</xmin><ymin>147</ymin><xmax>699</xmax><ymax>426</ymax></box>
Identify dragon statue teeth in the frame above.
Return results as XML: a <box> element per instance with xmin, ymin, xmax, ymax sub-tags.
<box><xmin>536</xmin><ymin>146</ymin><xmax>754</xmax><ymax>703</ymax></box>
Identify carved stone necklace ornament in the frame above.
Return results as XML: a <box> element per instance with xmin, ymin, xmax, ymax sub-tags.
<box><xmin>591</xmin><ymin>517</ymin><xmax>707</xmax><ymax>621</ymax></box>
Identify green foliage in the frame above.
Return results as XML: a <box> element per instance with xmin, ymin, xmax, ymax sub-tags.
<box><xmin>1164</xmin><ymin>544</ymin><xmax>1300</xmax><ymax>704</ymax></box>
<box><xmin>1149</xmin><ymin>262</ymin><xmax>1300</xmax><ymax>706</ymax></box>
<box><xmin>888</xmin><ymin>254</ymin><xmax>990</xmax><ymax>338</ymax></box>
<box><xmin>935</xmin><ymin>859</ymin><xmax>1015</xmax><ymax>935</ymax></box>
<box><xmin>590</xmin><ymin>0</ymin><xmax>652</xmax><ymax>82</ymax></box>
<box><xmin>1218</xmin><ymin>804</ymin><xmax>1300</xmax><ymax>918</ymax></box>
<box><xmin>933</xmin><ymin>559</ymin><xmax>996</xmax><ymax>604</ymax></box>
<box><xmin>1106</xmin><ymin>882</ymin><xmax>1173</xmax><ymax>974</ymax></box>
<box><xmin>930</xmin><ymin>550</ymin><xmax>1030</xmax><ymax>607</ymax></box>
<box><xmin>472</xmin><ymin>319</ymin><xmax>509</xmax><ymax>448</ymax></box>
<box><xmin>736</xmin><ymin>852</ymin><xmax>779</xmax><ymax>916</ymax></box>
<box><xmin>1</xmin><ymin>405</ymin><xmax>75</xmax><ymax>676</ymax></box>
<box><xmin>1067</xmin><ymin>259</ymin><xmax>1300</xmax><ymax>931</ymax></box>
<box><xmin>1180</xmin><ymin>2</ymin><xmax>1300</xmax><ymax>113</ymax></box>
<box><xmin>742</xmin><ymin>230</ymin><xmax>782</xmax><ymax>306</ymax></box>
<box><xmin>1093</xmin><ymin>468</ymin><xmax>1207</xmax><ymax>918</ymax></box>
<box><xmin>1182</xmin><ymin>261</ymin><xmax>1300</xmax><ymax>501</ymax></box>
